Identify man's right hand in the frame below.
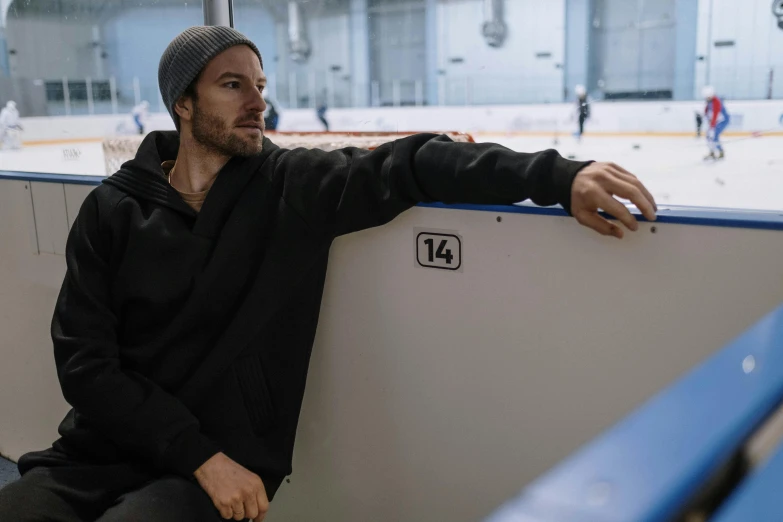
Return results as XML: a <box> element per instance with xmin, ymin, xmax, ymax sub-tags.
<box><xmin>194</xmin><ymin>452</ymin><xmax>269</xmax><ymax>521</ymax></box>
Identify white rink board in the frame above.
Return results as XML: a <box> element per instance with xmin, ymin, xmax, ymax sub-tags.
<box><xmin>266</xmin><ymin>206</ymin><xmax>783</xmax><ymax>521</ymax></box>
<box><xmin>1</xmin><ymin>179</ymin><xmax>783</xmax><ymax>522</ymax></box>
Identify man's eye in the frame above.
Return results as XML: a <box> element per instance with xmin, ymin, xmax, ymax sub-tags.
<box><xmin>225</xmin><ymin>81</ymin><xmax>240</xmax><ymax>89</ymax></box>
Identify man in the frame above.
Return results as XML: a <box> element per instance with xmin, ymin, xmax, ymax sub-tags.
<box><xmin>131</xmin><ymin>100</ymin><xmax>150</xmax><ymax>135</ymax></box>
<box><xmin>702</xmin><ymin>85</ymin><xmax>730</xmax><ymax>160</ymax></box>
<box><xmin>0</xmin><ymin>26</ymin><xmax>656</xmax><ymax>522</ymax></box>
<box><xmin>0</xmin><ymin>100</ymin><xmax>23</xmax><ymax>150</ymax></box>
<box><xmin>575</xmin><ymin>84</ymin><xmax>590</xmax><ymax>141</ymax></box>
<box><xmin>316</xmin><ymin>99</ymin><xmax>329</xmax><ymax>131</ymax></box>
<box><xmin>262</xmin><ymin>95</ymin><xmax>279</xmax><ymax>131</ymax></box>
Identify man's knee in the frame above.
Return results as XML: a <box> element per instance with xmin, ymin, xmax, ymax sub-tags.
<box><xmin>97</xmin><ymin>475</ymin><xmax>222</xmax><ymax>522</ymax></box>
<box><xmin>0</xmin><ymin>472</ymin><xmax>77</xmax><ymax>522</ymax></box>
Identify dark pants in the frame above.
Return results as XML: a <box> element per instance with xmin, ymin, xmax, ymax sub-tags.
<box><xmin>0</xmin><ymin>450</ymin><xmax>232</xmax><ymax>522</ymax></box>
<box><xmin>578</xmin><ymin>114</ymin><xmax>586</xmax><ymax>136</ymax></box>
<box><xmin>318</xmin><ymin>115</ymin><xmax>329</xmax><ymax>131</ymax></box>
<box><xmin>133</xmin><ymin>115</ymin><xmax>144</xmax><ymax>135</ymax></box>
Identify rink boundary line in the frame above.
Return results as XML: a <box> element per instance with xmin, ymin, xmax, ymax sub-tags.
<box><xmin>21</xmin><ymin>137</ymin><xmax>104</xmax><ymax>147</ymax></box>
<box><xmin>18</xmin><ymin>130</ymin><xmax>783</xmax><ymax>147</ymax></box>
<box><xmin>473</xmin><ymin>130</ymin><xmax>783</xmax><ymax>138</ymax></box>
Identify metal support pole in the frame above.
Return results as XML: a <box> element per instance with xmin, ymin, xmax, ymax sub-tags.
<box><xmin>63</xmin><ymin>77</ymin><xmax>71</xmax><ymax>115</ymax></box>
<box><xmin>327</xmin><ymin>73</ymin><xmax>335</xmax><ymax>108</ymax></box>
<box><xmin>203</xmin><ymin>0</ymin><xmax>234</xmax><ymax>27</ymax></box>
<box><xmin>133</xmin><ymin>76</ymin><xmax>141</xmax><ymax>106</ymax></box>
<box><xmin>86</xmin><ymin>77</ymin><xmax>94</xmax><ymax>115</ymax></box>
<box><xmin>308</xmin><ymin>72</ymin><xmax>316</xmax><ymax>109</ymax></box>
<box><xmin>392</xmin><ymin>80</ymin><xmax>401</xmax><ymax>107</ymax></box>
<box><xmin>768</xmin><ymin>68</ymin><xmax>774</xmax><ymax>100</ymax></box>
<box><xmin>415</xmin><ymin>80</ymin><xmax>423</xmax><ymax>106</ymax></box>
<box><xmin>289</xmin><ymin>73</ymin><xmax>298</xmax><ymax>109</ymax></box>
<box><xmin>268</xmin><ymin>72</ymin><xmax>277</xmax><ymax>101</ymax></box>
<box><xmin>110</xmin><ymin>76</ymin><xmax>118</xmax><ymax>114</ymax></box>
<box><xmin>371</xmin><ymin>81</ymin><xmax>380</xmax><ymax>107</ymax></box>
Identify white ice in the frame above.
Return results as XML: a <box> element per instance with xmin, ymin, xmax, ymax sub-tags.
<box><xmin>482</xmin><ymin>133</ymin><xmax>783</xmax><ymax>212</ymax></box>
<box><xmin>1</xmin><ymin>133</ymin><xmax>781</xmax><ymax>211</ymax></box>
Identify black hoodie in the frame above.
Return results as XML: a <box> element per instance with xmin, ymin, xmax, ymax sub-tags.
<box><xmin>33</xmin><ymin>131</ymin><xmax>588</xmax><ymax>498</ymax></box>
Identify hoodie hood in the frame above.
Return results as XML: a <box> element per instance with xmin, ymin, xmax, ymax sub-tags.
<box><xmin>103</xmin><ymin>131</ymin><xmax>279</xmax><ymax>217</ymax></box>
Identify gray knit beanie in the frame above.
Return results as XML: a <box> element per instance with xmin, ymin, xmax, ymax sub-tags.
<box><xmin>158</xmin><ymin>26</ymin><xmax>263</xmax><ymax>127</ymax></box>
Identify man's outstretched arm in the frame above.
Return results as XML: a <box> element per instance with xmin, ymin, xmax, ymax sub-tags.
<box><xmin>277</xmin><ymin>133</ymin><xmax>656</xmax><ymax>239</ymax></box>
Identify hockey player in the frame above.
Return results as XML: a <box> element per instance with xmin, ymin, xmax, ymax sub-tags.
<box><xmin>702</xmin><ymin>86</ymin><xmax>729</xmax><ymax>160</ymax></box>
<box><xmin>575</xmin><ymin>84</ymin><xmax>590</xmax><ymax>140</ymax></box>
<box><xmin>263</xmin><ymin>96</ymin><xmax>279</xmax><ymax>131</ymax></box>
<box><xmin>0</xmin><ymin>101</ymin><xmax>23</xmax><ymax>150</ymax></box>
<box><xmin>316</xmin><ymin>102</ymin><xmax>329</xmax><ymax>131</ymax></box>
<box><xmin>316</xmin><ymin>89</ymin><xmax>329</xmax><ymax>131</ymax></box>
<box><xmin>132</xmin><ymin>100</ymin><xmax>150</xmax><ymax>135</ymax></box>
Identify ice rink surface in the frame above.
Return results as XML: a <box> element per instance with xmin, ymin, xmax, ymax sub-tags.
<box><xmin>485</xmin><ymin>133</ymin><xmax>783</xmax><ymax>212</ymax></box>
<box><xmin>1</xmin><ymin>132</ymin><xmax>781</xmax><ymax>211</ymax></box>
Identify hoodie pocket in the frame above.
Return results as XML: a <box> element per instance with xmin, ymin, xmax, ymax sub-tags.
<box><xmin>234</xmin><ymin>355</ymin><xmax>276</xmax><ymax>436</ymax></box>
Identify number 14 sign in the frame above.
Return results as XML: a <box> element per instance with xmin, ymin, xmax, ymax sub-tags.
<box><xmin>415</xmin><ymin>228</ymin><xmax>462</xmax><ymax>272</ymax></box>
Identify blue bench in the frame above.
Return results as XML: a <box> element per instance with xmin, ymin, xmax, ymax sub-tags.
<box><xmin>0</xmin><ymin>457</ymin><xmax>20</xmax><ymax>490</ymax></box>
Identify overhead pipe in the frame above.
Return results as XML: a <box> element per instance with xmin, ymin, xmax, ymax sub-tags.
<box><xmin>288</xmin><ymin>1</ymin><xmax>311</xmax><ymax>63</ymax></box>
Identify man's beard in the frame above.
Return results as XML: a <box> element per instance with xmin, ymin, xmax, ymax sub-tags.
<box><xmin>191</xmin><ymin>102</ymin><xmax>264</xmax><ymax>157</ymax></box>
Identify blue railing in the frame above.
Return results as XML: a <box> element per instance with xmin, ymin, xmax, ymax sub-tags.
<box><xmin>485</xmin><ymin>302</ymin><xmax>783</xmax><ymax>522</ymax></box>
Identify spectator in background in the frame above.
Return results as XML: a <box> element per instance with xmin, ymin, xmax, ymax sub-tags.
<box><xmin>263</xmin><ymin>95</ymin><xmax>279</xmax><ymax>131</ymax></box>
<box><xmin>575</xmin><ymin>84</ymin><xmax>590</xmax><ymax>141</ymax></box>
<box><xmin>132</xmin><ymin>101</ymin><xmax>150</xmax><ymax>135</ymax></box>
<box><xmin>316</xmin><ymin>90</ymin><xmax>329</xmax><ymax>131</ymax></box>
<box><xmin>0</xmin><ymin>101</ymin><xmax>23</xmax><ymax>150</ymax></box>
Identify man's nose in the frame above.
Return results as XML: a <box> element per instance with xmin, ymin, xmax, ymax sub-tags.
<box><xmin>246</xmin><ymin>86</ymin><xmax>265</xmax><ymax>113</ymax></box>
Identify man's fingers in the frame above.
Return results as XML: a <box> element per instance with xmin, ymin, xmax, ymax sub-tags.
<box><xmin>218</xmin><ymin>504</ymin><xmax>233</xmax><ymax>519</ymax></box>
<box><xmin>231</xmin><ymin>500</ymin><xmax>245</xmax><ymax>521</ymax></box>
<box><xmin>594</xmin><ymin>191</ymin><xmax>638</xmax><ymax>232</ymax></box>
<box><xmin>603</xmin><ymin>162</ymin><xmax>658</xmax><ymax>214</ymax></box>
<box><xmin>610</xmin><ymin>167</ymin><xmax>658</xmax><ymax>213</ymax></box>
<box><xmin>575</xmin><ymin>211</ymin><xmax>623</xmax><ymax>239</ymax></box>
<box><xmin>602</xmin><ymin>175</ymin><xmax>656</xmax><ymax>222</ymax></box>
<box><xmin>243</xmin><ymin>496</ymin><xmax>260</xmax><ymax>520</ymax></box>
<box><xmin>255</xmin><ymin>488</ymin><xmax>268</xmax><ymax>522</ymax></box>
<box><xmin>608</xmin><ymin>162</ymin><xmax>635</xmax><ymax>178</ymax></box>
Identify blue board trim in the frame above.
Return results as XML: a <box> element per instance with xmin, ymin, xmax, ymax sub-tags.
<box><xmin>419</xmin><ymin>202</ymin><xmax>783</xmax><ymax>231</ymax></box>
<box><xmin>711</xmin><ymin>437</ymin><xmax>783</xmax><ymax>521</ymax></box>
<box><xmin>484</xmin><ymin>302</ymin><xmax>783</xmax><ymax>522</ymax></box>
<box><xmin>3</xmin><ymin>170</ymin><xmax>783</xmax><ymax>231</ymax></box>
<box><xmin>0</xmin><ymin>170</ymin><xmax>104</xmax><ymax>186</ymax></box>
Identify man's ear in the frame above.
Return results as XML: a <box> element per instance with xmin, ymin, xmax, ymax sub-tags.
<box><xmin>174</xmin><ymin>96</ymin><xmax>193</xmax><ymax>125</ymax></box>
